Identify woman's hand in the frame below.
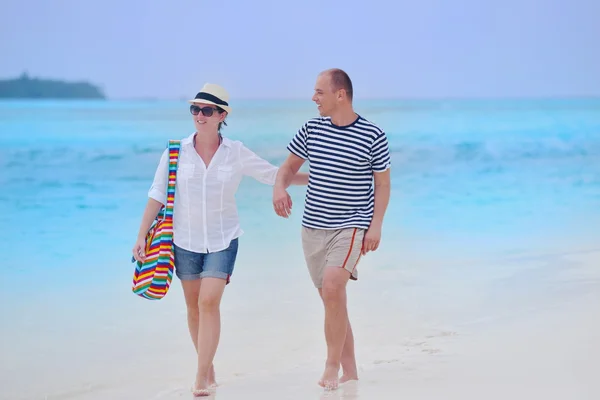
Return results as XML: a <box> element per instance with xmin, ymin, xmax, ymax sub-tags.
<box><xmin>132</xmin><ymin>238</ymin><xmax>147</xmax><ymax>263</ymax></box>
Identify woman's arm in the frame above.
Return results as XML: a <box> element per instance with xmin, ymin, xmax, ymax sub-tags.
<box><xmin>132</xmin><ymin>149</ymin><xmax>168</xmax><ymax>262</ymax></box>
<box><xmin>239</xmin><ymin>143</ymin><xmax>308</xmax><ymax>186</ymax></box>
<box><xmin>136</xmin><ymin>198</ymin><xmax>164</xmax><ymax>241</ymax></box>
<box><xmin>132</xmin><ymin>198</ymin><xmax>163</xmax><ymax>262</ymax></box>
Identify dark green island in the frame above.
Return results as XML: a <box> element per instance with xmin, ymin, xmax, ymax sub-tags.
<box><xmin>0</xmin><ymin>73</ymin><xmax>106</xmax><ymax>99</ymax></box>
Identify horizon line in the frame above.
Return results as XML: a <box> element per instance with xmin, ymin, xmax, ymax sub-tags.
<box><xmin>2</xmin><ymin>94</ymin><xmax>600</xmax><ymax>102</ymax></box>
<box><xmin>80</xmin><ymin>93</ymin><xmax>600</xmax><ymax>101</ymax></box>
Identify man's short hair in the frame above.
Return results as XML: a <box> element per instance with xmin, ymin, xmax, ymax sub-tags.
<box><xmin>325</xmin><ymin>68</ymin><xmax>353</xmax><ymax>101</ymax></box>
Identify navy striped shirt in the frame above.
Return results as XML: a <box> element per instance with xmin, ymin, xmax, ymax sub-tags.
<box><xmin>287</xmin><ymin>115</ymin><xmax>391</xmax><ymax>230</ymax></box>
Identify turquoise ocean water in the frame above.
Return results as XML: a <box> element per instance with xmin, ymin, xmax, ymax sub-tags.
<box><xmin>2</xmin><ymin>99</ymin><xmax>599</xmax><ymax>288</ymax></box>
<box><xmin>1</xmin><ymin>98</ymin><xmax>600</xmax><ymax>398</ymax></box>
<box><xmin>1</xmin><ymin>97</ymin><xmax>599</xmax><ymax>308</ymax></box>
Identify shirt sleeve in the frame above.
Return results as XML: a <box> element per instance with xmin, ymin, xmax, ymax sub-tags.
<box><xmin>148</xmin><ymin>148</ymin><xmax>169</xmax><ymax>205</ymax></box>
<box><xmin>286</xmin><ymin>122</ymin><xmax>309</xmax><ymax>160</ymax></box>
<box><xmin>371</xmin><ymin>130</ymin><xmax>391</xmax><ymax>172</ymax></box>
<box><xmin>239</xmin><ymin>144</ymin><xmax>279</xmax><ymax>185</ymax></box>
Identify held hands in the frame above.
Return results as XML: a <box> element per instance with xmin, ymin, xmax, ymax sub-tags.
<box><xmin>361</xmin><ymin>224</ymin><xmax>382</xmax><ymax>255</ymax></box>
<box><xmin>132</xmin><ymin>238</ymin><xmax>147</xmax><ymax>263</ymax></box>
<box><xmin>273</xmin><ymin>185</ymin><xmax>293</xmax><ymax>218</ymax></box>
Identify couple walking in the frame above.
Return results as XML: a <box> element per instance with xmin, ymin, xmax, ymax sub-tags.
<box><xmin>132</xmin><ymin>68</ymin><xmax>391</xmax><ymax>396</ymax></box>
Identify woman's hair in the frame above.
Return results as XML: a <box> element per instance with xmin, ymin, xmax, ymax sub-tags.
<box><xmin>217</xmin><ymin>106</ymin><xmax>228</xmax><ymax>133</ymax></box>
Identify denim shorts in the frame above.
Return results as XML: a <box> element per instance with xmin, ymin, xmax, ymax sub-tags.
<box><xmin>173</xmin><ymin>238</ymin><xmax>239</xmax><ymax>283</ymax></box>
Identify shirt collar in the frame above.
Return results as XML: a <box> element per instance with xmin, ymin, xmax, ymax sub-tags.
<box><xmin>182</xmin><ymin>132</ymin><xmax>231</xmax><ymax>148</ymax></box>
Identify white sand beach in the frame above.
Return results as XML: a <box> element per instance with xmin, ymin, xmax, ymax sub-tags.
<box><xmin>2</xmin><ymin>244</ymin><xmax>599</xmax><ymax>400</ymax></box>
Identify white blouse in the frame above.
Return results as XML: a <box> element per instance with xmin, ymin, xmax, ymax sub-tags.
<box><xmin>148</xmin><ymin>133</ymin><xmax>278</xmax><ymax>253</ymax></box>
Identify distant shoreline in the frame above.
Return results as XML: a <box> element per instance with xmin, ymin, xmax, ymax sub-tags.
<box><xmin>0</xmin><ymin>73</ymin><xmax>106</xmax><ymax>99</ymax></box>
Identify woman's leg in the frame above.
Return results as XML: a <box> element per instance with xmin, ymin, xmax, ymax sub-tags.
<box><xmin>181</xmin><ymin>280</ymin><xmax>201</xmax><ymax>351</ymax></box>
<box><xmin>181</xmin><ymin>280</ymin><xmax>217</xmax><ymax>386</ymax></box>
<box><xmin>193</xmin><ymin>278</ymin><xmax>227</xmax><ymax>394</ymax></box>
<box><xmin>192</xmin><ymin>238</ymin><xmax>238</xmax><ymax>396</ymax></box>
<box><xmin>174</xmin><ymin>244</ymin><xmax>219</xmax><ymax>391</ymax></box>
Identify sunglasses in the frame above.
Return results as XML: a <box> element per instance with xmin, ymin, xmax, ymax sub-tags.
<box><xmin>190</xmin><ymin>105</ymin><xmax>221</xmax><ymax>117</ymax></box>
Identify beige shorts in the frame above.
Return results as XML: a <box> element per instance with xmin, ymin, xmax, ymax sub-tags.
<box><xmin>301</xmin><ymin>226</ymin><xmax>365</xmax><ymax>288</ymax></box>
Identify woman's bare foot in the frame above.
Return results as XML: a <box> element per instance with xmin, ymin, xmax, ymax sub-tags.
<box><xmin>191</xmin><ymin>384</ymin><xmax>210</xmax><ymax>397</ymax></box>
<box><xmin>208</xmin><ymin>364</ymin><xmax>218</xmax><ymax>388</ymax></box>
<box><xmin>339</xmin><ymin>374</ymin><xmax>358</xmax><ymax>384</ymax></box>
<box><xmin>318</xmin><ymin>364</ymin><xmax>340</xmax><ymax>391</ymax></box>
<box><xmin>191</xmin><ymin>375</ymin><xmax>211</xmax><ymax>397</ymax></box>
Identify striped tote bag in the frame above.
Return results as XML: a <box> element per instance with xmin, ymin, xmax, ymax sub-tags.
<box><xmin>131</xmin><ymin>140</ymin><xmax>181</xmax><ymax>300</ymax></box>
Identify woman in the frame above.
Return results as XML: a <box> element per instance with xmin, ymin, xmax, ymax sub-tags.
<box><xmin>132</xmin><ymin>83</ymin><xmax>307</xmax><ymax>396</ymax></box>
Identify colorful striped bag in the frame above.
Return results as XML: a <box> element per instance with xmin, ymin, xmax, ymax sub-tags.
<box><xmin>131</xmin><ymin>140</ymin><xmax>181</xmax><ymax>300</ymax></box>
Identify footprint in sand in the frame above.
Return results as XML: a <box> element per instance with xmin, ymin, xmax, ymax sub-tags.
<box><xmin>373</xmin><ymin>358</ymin><xmax>400</xmax><ymax>365</ymax></box>
<box><xmin>421</xmin><ymin>348</ymin><xmax>442</xmax><ymax>354</ymax></box>
<box><xmin>426</xmin><ymin>330</ymin><xmax>458</xmax><ymax>339</ymax></box>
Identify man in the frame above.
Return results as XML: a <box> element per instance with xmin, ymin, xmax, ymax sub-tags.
<box><xmin>273</xmin><ymin>68</ymin><xmax>391</xmax><ymax>390</ymax></box>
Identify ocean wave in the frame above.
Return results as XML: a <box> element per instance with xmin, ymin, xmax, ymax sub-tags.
<box><xmin>90</xmin><ymin>154</ymin><xmax>124</xmax><ymax>162</ymax></box>
<box><xmin>39</xmin><ymin>181</ymin><xmax>63</xmax><ymax>188</ymax></box>
<box><xmin>76</xmin><ymin>204</ymin><xmax>118</xmax><ymax>210</ymax></box>
<box><xmin>390</xmin><ymin>137</ymin><xmax>600</xmax><ymax>165</ymax></box>
<box><xmin>2</xmin><ymin>135</ymin><xmax>599</xmax><ymax>175</ymax></box>
<box><xmin>116</xmin><ymin>176</ymin><xmax>147</xmax><ymax>182</ymax></box>
<box><xmin>133</xmin><ymin>147</ymin><xmax>160</xmax><ymax>154</ymax></box>
<box><xmin>71</xmin><ymin>182</ymin><xmax>96</xmax><ymax>188</ymax></box>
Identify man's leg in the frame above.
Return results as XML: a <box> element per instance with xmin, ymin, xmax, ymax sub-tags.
<box><xmin>319</xmin><ymin>228</ymin><xmax>364</xmax><ymax>389</ymax></box>
<box><xmin>340</xmin><ymin>320</ymin><xmax>358</xmax><ymax>383</ymax></box>
<box><xmin>302</xmin><ymin>226</ymin><xmax>361</xmax><ymax>389</ymax></box>
<box><xmin>318</xmin><ymin>266</ymin><xmax>351</xmax><ymax>390</ymax></box>
<box><xmin>318</xmin><ymin>289</ymin><xmax>358</xmax><ymax>383</ymax></box>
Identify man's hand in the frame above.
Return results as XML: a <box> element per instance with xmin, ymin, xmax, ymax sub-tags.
<box><xmin>273</xmin><ymin>185</ymin><xmax>293</xmax><ymax>218</ymax></box>
<box><xmin>362</xmin><ymin>224</ymin><xmax>382</xmax><ymax>255</ymax></box>
<box><xmin>273</xmin><ymin>153</ymin><xmax>305</xmax><ymax>218</ymax></box>
<box><xmin>362</xmin><ymin>168</ymin><xmax>390</xmax><ymax>255</ymax></box>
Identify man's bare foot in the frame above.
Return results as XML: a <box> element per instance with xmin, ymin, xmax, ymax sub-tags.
<box><xmin>318</xmin><ymin>364</ymin><xmax>340</xmax><ymax>391</ymax></box>
<box><xmin>339</xmin><ymin>374</ymin><xmax>358</xmax><ymax>384</ymax></box>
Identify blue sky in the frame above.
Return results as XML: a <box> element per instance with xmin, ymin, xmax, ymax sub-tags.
<box><xmin>2</xmin><ymin>0</ymin><xmax>598</xmax><ymax>99</ymax></box>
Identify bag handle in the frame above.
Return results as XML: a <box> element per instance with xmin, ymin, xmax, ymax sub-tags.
<box><xmin>160</xmin><ymin>140</ymin><xmax>182</xmax><ymax>222</ymax></box>
<box><xmin>131</xmin><ymin>140</ymin><xmax>181</xmax><ymax>264</ymax></box>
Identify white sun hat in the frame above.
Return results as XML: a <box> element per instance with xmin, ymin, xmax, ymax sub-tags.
<box><xmin>188</xmin><ymin>83</ymin><xmax>231</xmax><ymax>114</ymax></box>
